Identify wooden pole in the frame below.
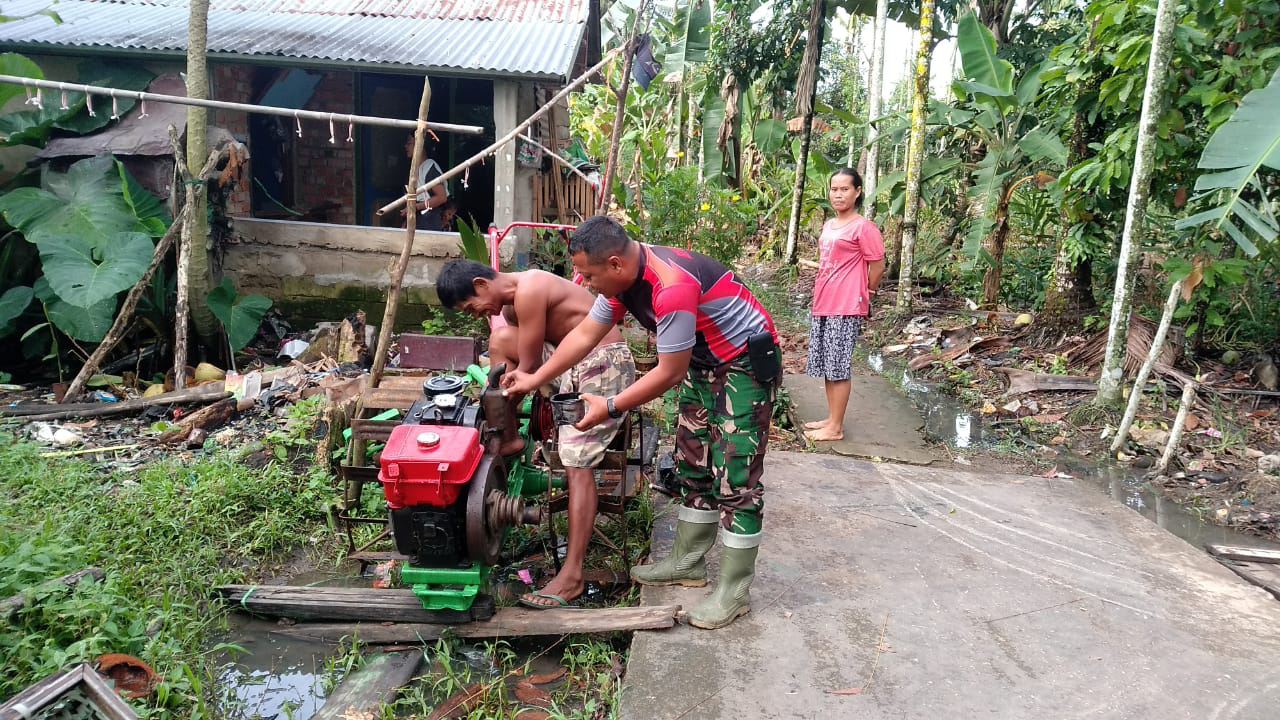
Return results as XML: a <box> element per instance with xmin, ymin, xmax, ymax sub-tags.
<box><xmin>1154</xmin><ymin>376</ymin><xmax>1197</xmax><ymax>475</ymax></box>
<box><xmin>597</xmin><ymin>6</ymin><xmax>644</xmax><ymax>214</ymax></box>
<box><xmin>376</xmin><ymin>50</ymin><xmax>620</xmax><ymax>219</ymax></box>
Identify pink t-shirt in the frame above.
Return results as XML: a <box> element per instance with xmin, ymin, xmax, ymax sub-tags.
<box><xmin>812</xmin><ymin>215</ymin><xmax>885</xmax><ymax>317</ymax></box>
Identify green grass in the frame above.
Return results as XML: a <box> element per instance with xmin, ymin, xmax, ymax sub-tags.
<box><xmin>0</xmin><ymin>434</ymin><xmax>340</xmax><ymax>716</ymax></box>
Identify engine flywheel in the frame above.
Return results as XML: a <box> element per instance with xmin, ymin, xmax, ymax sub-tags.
<box><xmin>465</xmin><ymin>453</ymin><xmax>507</xmax><ymax>565</ymax></box>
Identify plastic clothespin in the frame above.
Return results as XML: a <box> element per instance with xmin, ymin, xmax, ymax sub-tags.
<box><xmin>86</xmin><ymin>93</ymin><xmax>96</xmax><ymax>117</ymax></box>
<box><xmin>138</xmin><ymin>95</ymin><xmax>149</xmax><ymax>118</ymax></box>
<box><xmin>294</xmin><ymin>111</ymin><xmax>303</xmax><ymax>138</ymax></box>
<box><xmin>110</xmin><ymin>90</ymin><xmax>120</xmax><ymax>120</ymax></box>
<box><xmin>59</xmin><ymin>83</ymin><xmax>69</xmax><ymax>111</ymax></box>
<box><xmin>347</xmin><ymin>115</ymin><xmax>354</xmax><ymax>143</ymax></box>
<box><xmin>328</xmin><ymin>115</ymin><xmax>336</xmax><ymax>144</ymax></box>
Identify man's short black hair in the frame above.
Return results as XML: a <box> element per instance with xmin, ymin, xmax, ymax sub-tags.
<box><xmin>436</xmin><ymin>259</ymin><xmax>496</xmax><ymax>309</ymax></box>
<box><xmin>569</xmin><ymin>215</ymin><xmax>632</xmax><ymax>262</ymax></box>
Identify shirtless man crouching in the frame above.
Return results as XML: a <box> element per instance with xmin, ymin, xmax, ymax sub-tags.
<box><xmin>435</xmin><ymin>259</ymin><xmax>636</xmax><ymax>608</ymax></box>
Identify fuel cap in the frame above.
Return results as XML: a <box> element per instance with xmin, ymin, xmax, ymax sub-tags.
<box><xmin>416</xmin><ymin>432</ymin><xmax>441</xmax><ymax>449</ymax></box>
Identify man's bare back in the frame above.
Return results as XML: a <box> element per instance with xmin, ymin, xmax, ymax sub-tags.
<box><xmin>503</xmin><ymin>269</ymin><xmax>623</xmax><ymax>352</ymax></box>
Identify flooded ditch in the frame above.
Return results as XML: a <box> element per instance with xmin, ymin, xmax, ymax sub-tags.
<box><xmin>867</xmin><ymin>352</ymin><xmax>1280</xmax><ymax>553</ymax></box>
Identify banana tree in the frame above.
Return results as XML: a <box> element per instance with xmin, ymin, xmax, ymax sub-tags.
<box><xmin>950</xmin><ymin>12</ymin><xmax>1067</xmax><ymax>308</ymax></box>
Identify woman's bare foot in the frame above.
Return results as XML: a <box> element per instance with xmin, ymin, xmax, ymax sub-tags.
<box><xmin>804</xmin><ymin>426</ymin><xmax>844</xmax><ymax>442</ymax></box>
<box><xmin>521</xmin><ymin>570</ymin><xmax>584</xmax><ymax>608</ymax></box>
<box><xmin>804</xmin><ymin>420</ymin><xmax>831</xmax><ymax>430</ymax></box>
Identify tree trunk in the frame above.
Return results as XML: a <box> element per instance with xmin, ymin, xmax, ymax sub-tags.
<box><xmin>784</xmin><ymin>0</ymin><xmax>827</xmax><ymax>266</ymax></box>
<box><xmin>980</xmin><ymin>191</ymin><xmax>1012</xmax><ymax>308</ymax></box>
<box><xmin>862</xmin><ymin>0</ymin><xmax>889</xmax><ymax>219</ymax></box>
<box><xmin>1094</xmin><ymin>0</ymin><xmax>1178</xmax><ymax>407</ymax></box>
<box><xmin>896</xmin><ymin>0</ymin><xmax>934</xmax><ymax>311</ymax></box>
<box><xmin>598</xmin><ymin>6</ymin><xmax>644</xmax><ymax>214</ymax></box>
<box><xmin>1111</xmin><ymin>279</ymin><xmax>1184</xmax><ymax>454</ymax></box>
<box><xmin>184</xmin><ymin>0</ymin><xmax>216</xmax><ymax>344</ymax></box>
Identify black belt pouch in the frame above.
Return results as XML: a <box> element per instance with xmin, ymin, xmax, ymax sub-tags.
<box><xmin>746</xmin><ymin>331</ymin><xmax>782</xmax><ymax>385</ymax></box>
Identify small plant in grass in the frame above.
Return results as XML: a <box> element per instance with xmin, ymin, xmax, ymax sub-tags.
<box><xmin>264</xmin><ymin>395</ymin><xmax>327</xmax><ymax>462</ymax></box>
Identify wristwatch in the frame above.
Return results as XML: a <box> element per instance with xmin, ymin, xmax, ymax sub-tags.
<box><xmin>606</xmin><ymin>397</ymin><xmax>623</xmax><ymax>419</ymax></box>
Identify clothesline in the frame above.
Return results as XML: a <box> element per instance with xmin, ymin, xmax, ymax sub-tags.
<box><xmin>0</xmin><ymin>74</ymin><xmax>485</xmax><ymax>136</ymax></box>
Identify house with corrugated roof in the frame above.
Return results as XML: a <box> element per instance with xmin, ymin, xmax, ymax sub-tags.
<box><xmin>0</xmin><ymin>0</ymin><xmax>601</xmax><ymax>326</ymax></box>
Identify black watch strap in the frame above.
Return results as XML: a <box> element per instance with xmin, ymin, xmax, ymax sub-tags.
<box><xmin>607</xmin><ymin>397</ymin><xmax>623</xmax><ymax>419</ymax></box>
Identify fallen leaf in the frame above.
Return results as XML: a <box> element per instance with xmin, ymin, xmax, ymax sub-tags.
<box><xmin>426</xmin><ymin>684</ymin><xmax>485</xmax><ymax>720</ymax></box>
<box><xmin>1040</xmin><ymin>466</ymin><xmax>1059</xmax><ymax>478</ymax></box>
<box><xmin>1049</xmin><ymin>435</ymin><xmax>1066</xmax><ymax>446</ymax></box>
<box><xmin>981</xmin><ymin>401</ymin><xmax>998</xmax><ymax>415</ymax></box>
<box><xmin>828</xmin><ymin>688</ymin><xmax>864</xmax><ymax>696</ymax></box>
<box><xmin>1184</xmin><ymin>414</ymin><xmax>1201</xmax><ymax>431</ymax></box>
<box><xmin>514</xmin><ymin>682</ymin><xmax>551</xmax><ymax>708</ymax></box>
<box><xmin>526</xmin><ymin>668</ymin><xmax>567</xmax><ymax>686</ymax></box>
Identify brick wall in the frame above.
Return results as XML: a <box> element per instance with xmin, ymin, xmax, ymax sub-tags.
<box><xmin>296</xmin><ymin>72</ymin><xmax>356</xmax><ymax>225</ymax></box>
<box><xmin>211</xmin><ymin>64</ymin><xmax>356</xmax><ymax>225</ymax></box>
<box><xmin>211</xmin><ymin>64</ymin><xmax>252</xmax><ymax>216</ymax></box>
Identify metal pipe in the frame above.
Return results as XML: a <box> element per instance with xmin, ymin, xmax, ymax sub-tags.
<box><xmin>0</xmin><ymin>74</ymin><xmax>484</xmax><ymax>134</ymax></box>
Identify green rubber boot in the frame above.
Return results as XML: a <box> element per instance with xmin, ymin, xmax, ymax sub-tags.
<box><xmin>631</xmin><ymin>507</ymin><xmax>719</xmax><ymax>587</ymax></box>
<box><xmin>687</xmin><ymin>530</ymin><xmax>761</xmax><ymax>629</ymax></box>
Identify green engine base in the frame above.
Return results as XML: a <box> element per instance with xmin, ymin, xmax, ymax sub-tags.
<box><xmin>401</xmin><ymin>563</ymin><xmax>491</xmax><ymax>612</ymax></box>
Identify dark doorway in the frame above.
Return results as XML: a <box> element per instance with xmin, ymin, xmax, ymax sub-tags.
<box><xmin>357</xmin><ymin>74</ymin><xmax>495</xmax><ymax>230</ymax></box>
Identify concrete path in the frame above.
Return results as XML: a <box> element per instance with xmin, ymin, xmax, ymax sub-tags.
<box><xmin>784</xmin><ymin>373</ymin><xmax>935</xmax><ymax>465</ymax></box>
<box><xmin>620</xmin><ymin>451</ymin><xmax>1280</xmax><ymax>720</ymax></box>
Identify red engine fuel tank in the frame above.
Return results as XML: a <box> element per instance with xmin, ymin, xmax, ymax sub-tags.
<box><xmin>378</xmin><ymin>424</ymin><xmax>482</xmax><ymax>509</ymax></box>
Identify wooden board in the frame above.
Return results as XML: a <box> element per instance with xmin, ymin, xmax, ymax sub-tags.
<box><xmin>1206</xmin><ymin>545</ymin><xmax>1280</xmax><ymax>565</ymax></box>
<box><xmin>269</xmin><ymin>604</ymin><xmax>680</xmax><ymax>644</ymax></box>
<box><xmin>1213</xmin><ymin>559</ymin><xmax>1280</xmax><ymax>601</ymax></box>
<box><xmin>312</xmin><ymin>651</ymin><xmax>422</xmax><ymax>720</ymax></box>
<box><xmin>215</xmin><ymin>585</ymin><xmax>475</xmax><ymax>624</ymax></box>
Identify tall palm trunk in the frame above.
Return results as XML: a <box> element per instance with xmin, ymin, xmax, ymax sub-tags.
<box><xmin>784</xmin><ymin>0</ymin><xmax>827</xmax><ymax>265</ymax></box>
<box><xmin>1095</xmin><ymin>0</ymin><xmax>1179</xmax><ymax>406</ymax></box>
<box><xmin>862</xmin><ymin>0</ymin><xmax>889</xmax><ymax>218</ymax></box>
<box><xmin>183</xmin><ymin>0</ymin><xmax>215</xmax><ymax>345</ymax></box>
<box><xmin>897</xmin><ymin>0</ymin><xmax>935</xmax><ymax>311</ymax></box>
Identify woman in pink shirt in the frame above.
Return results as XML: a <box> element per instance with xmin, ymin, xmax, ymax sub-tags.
<box><xmin>805</xmin><ymin>168</ymin><xmax>886</xmax><ymax>441</ymax></box>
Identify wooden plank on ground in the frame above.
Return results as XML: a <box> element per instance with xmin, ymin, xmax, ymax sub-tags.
<box><xmin>312</xmin><ymin>651</ymin><xmax>422</xmax><ymax>720</ymax></box>
<box><xmin>270</xmin><ymin>605</ymin><xmax>681</xmax><ymax>644</ymax></box>
<box><xmin>1206</xmin><ymin>545</ymin><xmax>1280</xmax><ymax>564</ymax></box>
<box><xmin>215</xmin><ymin>585</ymin><xmax>474</xmax><ymax>624</ymax></box>
<box><xmin>1214</xmin><ymin>560</ymin><xmax>1280</xmax><ymax>601</ymax></box>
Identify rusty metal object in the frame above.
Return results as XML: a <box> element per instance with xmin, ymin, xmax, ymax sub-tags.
<box><xmin>94</xmin><ymin>654</ymin><xmax>158</xmax><ymax>700</ymax></box>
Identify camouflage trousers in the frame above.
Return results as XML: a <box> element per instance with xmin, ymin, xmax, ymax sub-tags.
<box><xmin>674</xmin><ymin>359</ymin><xmax>776</xmax><ymax>534</ymax></box>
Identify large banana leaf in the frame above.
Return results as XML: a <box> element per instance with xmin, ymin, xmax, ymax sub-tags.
<box><xmin>754</xmin><ymin>118</ymin><xmax>788</xmax><ymax>155</ymax></box>
<box><xmin>662</xmin><ymin>0</ymin><xmax>711</xmax><ymax>81</ymax></box>
<box><xmin>1174</xmin><ymin>66</ymin><xmax>1280</xmax><ymax>256</ymax></box>
<box><xmin>1018</xmin><ymin>126</ymin><xmax>1068</xmax><ymax>166</ymax></box>
<box><xmin>877</xmin><ymin>157</ymin><xmax>963</xmax><ymax>214</ymax></box>
<box><xmin>956</xmin><ymin>12</ymin><xmax>1014</xmax><ymax>101</ymax></box>
<box><xmin>964</xmin><ymin>149</ymin><xmax>1012</xmax><ymax>267</ymax></box>
<box><xmin>700</xmin><ymin>83</ymin><xmax>727</xmax><ymax>186</ymax></box>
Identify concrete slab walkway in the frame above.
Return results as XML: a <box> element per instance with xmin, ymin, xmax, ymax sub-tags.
<box><xmin>784</xmin><ymin>372</ymin><xmax>935</xmax><ymax>465</ymax></box>
<box><xmin>620</xmin><ymin>451</ymin><xmax>1280</xmax><ymax>720</ymax></box>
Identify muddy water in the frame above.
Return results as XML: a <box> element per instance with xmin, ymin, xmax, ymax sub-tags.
<box><xmin>217</xmin><ymin>613</ymin><xmax>335</xmax><ymax>719</ymax></box>
<box><xmin>866</xmin><ymin>353</ymin><xmax>1280</xmax><ymax>552</ymax></box>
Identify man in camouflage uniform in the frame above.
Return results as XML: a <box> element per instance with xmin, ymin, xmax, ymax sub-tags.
<box><xmin>504</xmin><ymin>216</ymin><xmax>779</xmax><ymax>629</ymax></box>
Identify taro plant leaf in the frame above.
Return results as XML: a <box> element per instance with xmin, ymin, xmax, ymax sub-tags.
<box><xmin>753</xmin><ymin>119</ymin><xmax>787</xmax><ymax>155</ymax></box>
<box><xmin>1174</xmin><ymin>66</ymin><xmax>1280</xmax><ymax>256</ymax></box>
<box><xmin>206</xmin><ymin>277</ymin><xmax>273</xmax><ymax>353</ymax></box>
<box><xmin>0</xmin><ymin>155</ymin><xmax>145</xmax><ymax>246</ymax></box>
<box><xmin>116</xmin><ymin>160</ymin><xmax>170</xmax><ymax>236</ymax></box>
<box><xmin>0</xmin><ymin>285</ymin><xmax>33</xmax><ymax>336</ymax></box>
<box><xmin>0</xmin><ymin>52</ymin><xmax>43</xmax><ymax>109</ymax></box>
<box><xmin>32</xmin><ymin>277</ymin><xmax>115</xmax><ymax>342</ymax></box>
<box><xmin>39</xmin><ymin>231</ymin><xmax>153</xmax><ymax>308</ymax></box>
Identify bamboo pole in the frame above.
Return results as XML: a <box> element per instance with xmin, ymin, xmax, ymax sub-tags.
<box><xmin>376</xmin><ymin>50</ymin><xmax>621</xmax><ymax>219</ymax></box>
<box><xmin>597</xmin><ymin>5</ymin><xmax>645</xmax><ymax>214</ymax></box>
<box><xmin>0</xmin><ymin>75</ymin><xmax>482</xmax><ymax>135</ymax></box>
<box><xmin>1110</xmin><ymin>279</ymin><xmax>1184</xmax><ymax>454</ymax></box>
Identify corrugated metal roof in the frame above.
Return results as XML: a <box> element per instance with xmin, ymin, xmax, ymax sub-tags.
<box><xmin>0</xmin><ymin>0</ymin><xmax>589</xmax><ymax>79</ymax></box>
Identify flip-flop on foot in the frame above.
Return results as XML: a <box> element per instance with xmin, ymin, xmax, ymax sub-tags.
<box><xmin>518</xmin><ymin>592</ymin><xmax>576</xmax><ymax>610</ymax></box>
